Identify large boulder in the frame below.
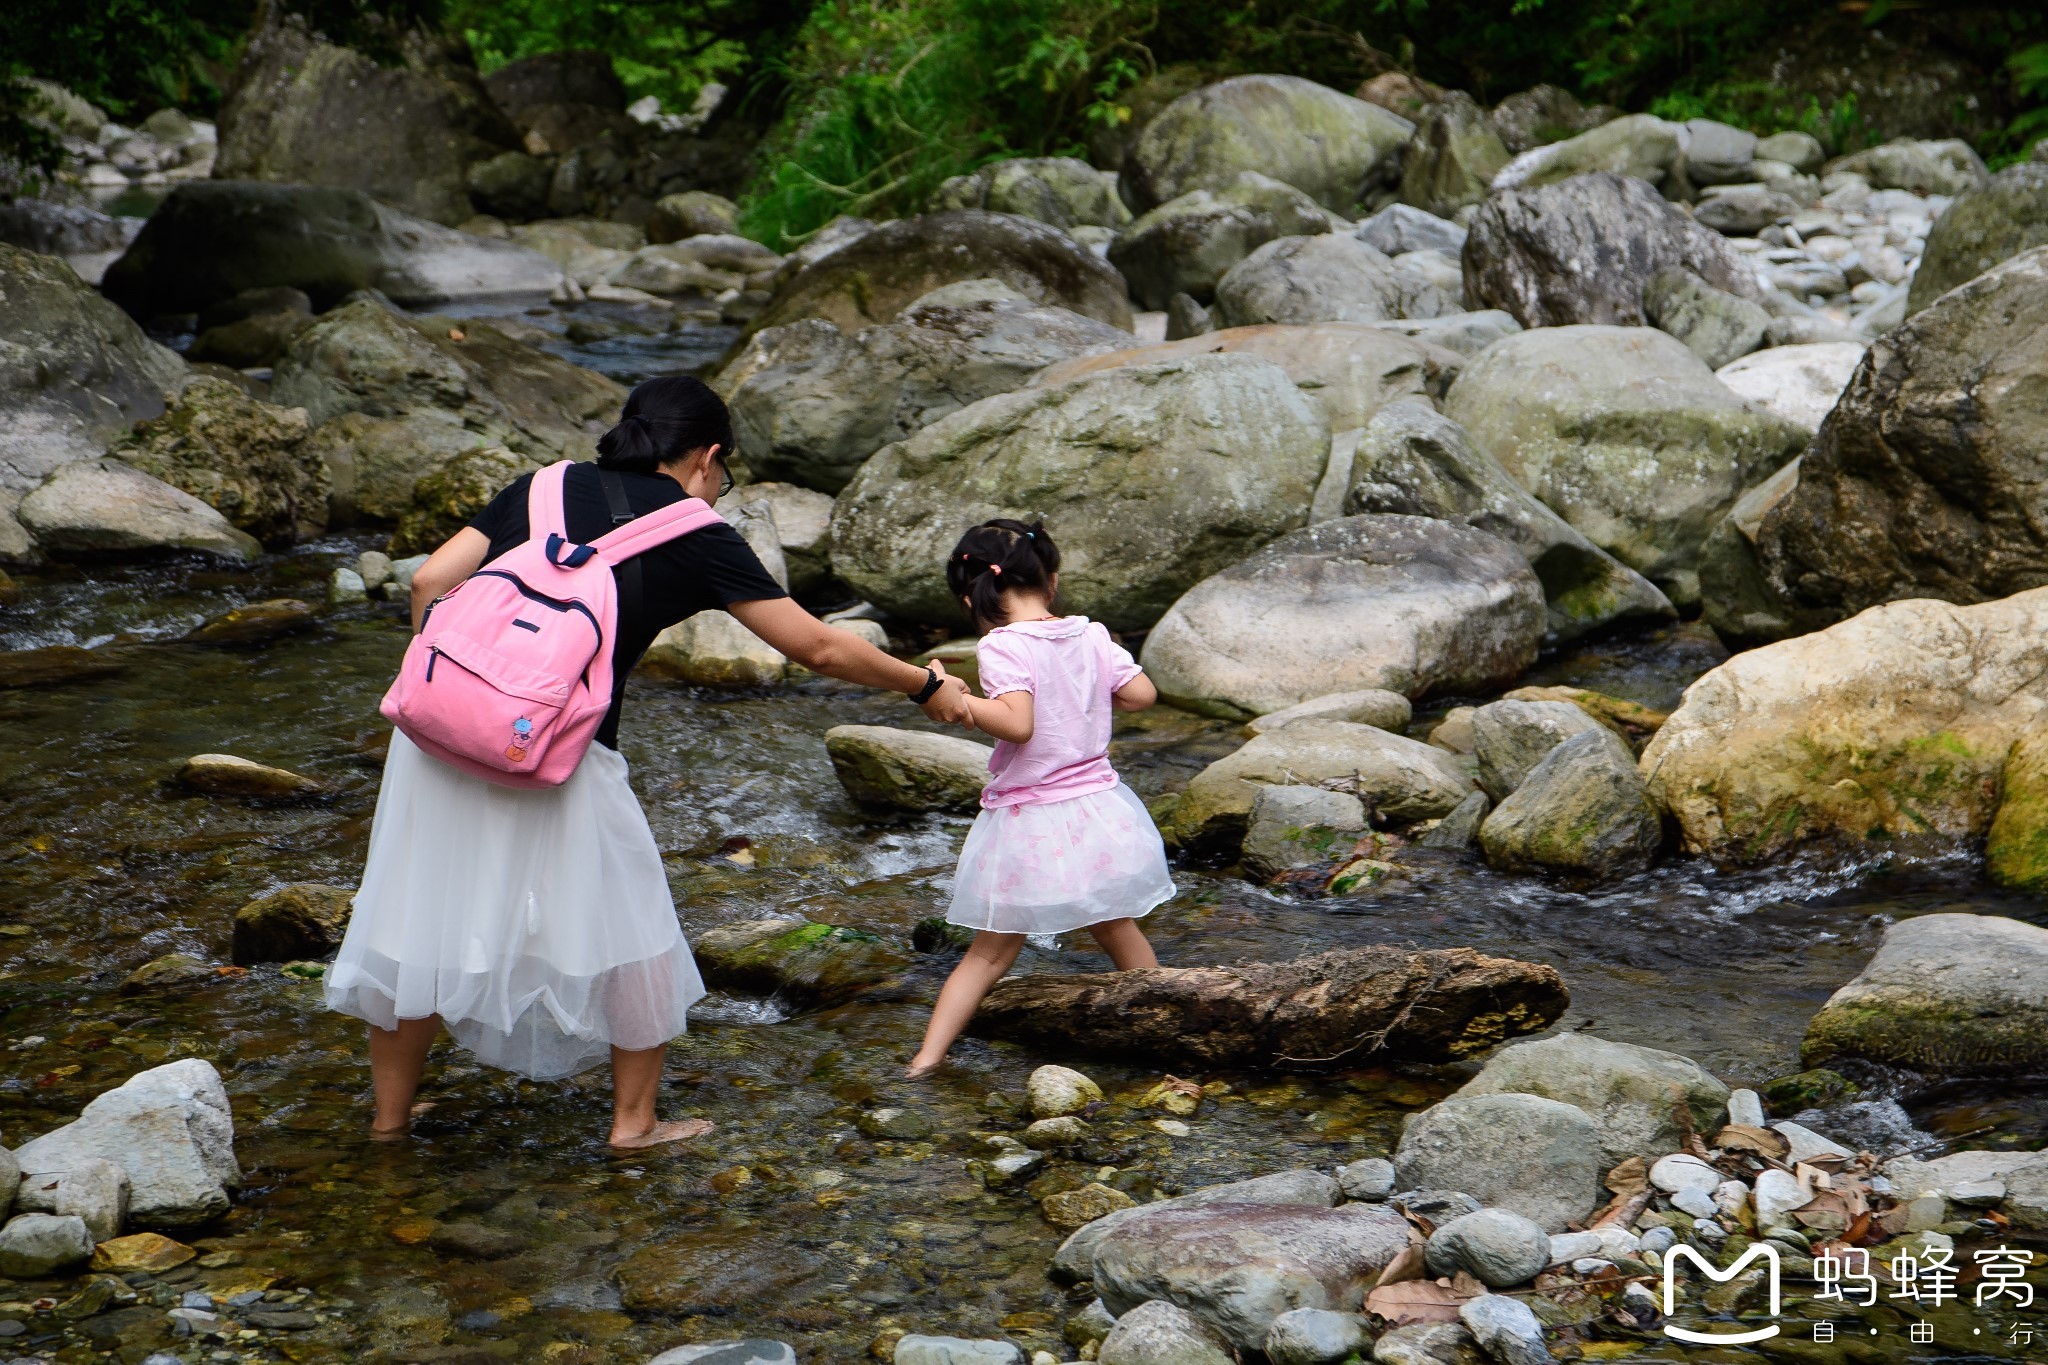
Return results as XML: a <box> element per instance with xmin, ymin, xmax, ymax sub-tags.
<box><xmin>1490</xmin><ymin>114</ymin><xmax>1685</xmax><ymax>194</ymax></box>
<box><xmin>720</xmin><ymin>482</ymin><xmax>835</xmax><ymax>593</ymax></box>
<box><xmin>720</xmin><ymin>285</ymin><xmax>1129</xmax><ymax>493</ymax></box>
<box><xmin>824</xmin><ymin>725</ymin><xmax>992</xmax><ymax>813</ymax></box>
<box><xmin>1489</xmin><ymin>85</ymin><xmax>1619</xmax><ymax>155</ymax></box>
<box><xmin>1479</xmin><ymin>728</ymin><xmax>1661</xmax><ymax>880</ymax></box>
<box><xmin>976</xmin><ymin>946</ymin><xmax>1566</xmax><ymax>1074</ymax></box>
<box><xmin>1399</xmin><ymin>93</ymin><xmax>1511</xmax><ymax>220</ymax></box>
<box><xmin>1462</xmin><ymin>172</ymin><xmax>1763</xmax><ymax>328</ymax></box>
<box><xmin>1640</xmin><ymin>589</ymin><xmax>2048</xmax><ymax>859</ymax></box>
<box><xmin>110</xmin><ymin>376</ymin><xmax>323</xmax><ymax>545</ymax></box>
<box><xmin>272</xmin><ymin>300</ymin><xmax>623</xmax><ymax>470</ymax></box>
<box><xmin>0</xmin><ymin>245</ymin><xmax>186</xmax><ymax>498</ymax></box>
<box><xmin>1641</xmin><ymin>268</ymin><xmax>1769</xmax><ymax>370</ymax></box>
<box><xmin>19</xmin><ymin>460</ymin><xmax>262</xmax><ymax>562</ymax></box>
<box><xmin>1907</xmin><ymin>162</ymin><xmax>2048</xmax><ymax>313</ymax></box>
<box><xmin>830</xmin><ymin>353</ymin><xmax>1325</xmax><ymax>631</ymax></box>
<box><xmin>1470</xmin><ymin>699</ymin><xmax>1608</xmax><ymax>802</ymax></box>
<box><xmin>481</xmin><ymin>49</ymin><xmax>633</xmax><ymax>157</ymax></box>
<box><xmin>936</xmin><ymin>157</ymin><xmax>1130</xmax><ymax>231</ymax></box>
<box><xmin>101</xmin><ymin>181</ymin><xmax>562</xmax><ymax>316</ymax></box>
<box><xmin>1393</xmin><ymin>1094</ymin><xmax>1605</xmax><ymax>1232</ymax></box>
<box><xmin>1696</xmin><ymin>459</ymin><xmax>1814</xmax><ymax>648</ymax></box>
<box><xmin>1167</xmin><ymin>719</ymin><xmax>1479</xmax><ymax>851</ymax></box>
<box><xmin>745</xmin><ymin>210</ymin><xmax>1133</xmax><ymax>337</ymax></box>
<box><xmin>1091</xmin><ymin>1202</ymin><xmax>1410</xmax><ymax>1350</ymax></box>
<box><xmin>1455</xmin><ymin>1032</ymin><xmax>1730</xmax><ymax>1168</ymax></box>
<box><xmin>1345</xmin><ymin>402</ymin><xmax>1672</xmax><ymax>646</ymax></box>
<box><xmin>1829</xmin><ymin>138</ymin><xmax>1988</xmax><ymax>198</ymax></box>
<box><xmin>1122</xmin><ymin>74</ymin><xmax>1414</xmax><ymax>214</ymax></box>
<box><xmin>388</xmin><ymin>445</ymin><xmax>541</xmax><ymax>555</ymax></box>
<box><xmin>214</xmin><ymin>10</ymin><xmax>521</xmax><ymax>225</ymax></box>
<box><xmin>1217</xmin><ymin>235</ymin><xmax>1464</xmax><ymax>328</ymax></box>
<box><xmin>1442</xmin><ymin>325</ymin><xmax>1807</xmax><ymax>609</ymax></box>
<box><xmin>1109</xmin><ymin>172</ymin><xmax>1338</xmax><ymax>309</ymax></box>
<box><xmin>12</xmin><ymin>1059</ymin><xmax>240</xmax><ymax>1227</ymax></box>
<box><xmin>1713</xmin><ymin>342</ymin><xmax>1865</xmax><ymax>436</ymax></box>
<box><xmin>1035</xmin><ymin>325</ymin><xmax>1456</xmax><ymax>436</ymax></box>
<box><xmin>1803</xmin><ymin>913</ymin><xmax>2048</xmax><ymax>1078</ymax></box>
<box><xmin>1142</xmin><ymin>516</ymin><xmax>1544</xmax><ymax>721</ymax></box>
<box><xmin>1751</xmin><ymin>248</ymin><xmax>2048</xmax><ymax>629</ymax></box>
<box><xmin>1099</xmin><ymin>1301</ymin><xmax>1233</xmax><ymax>1365</ymax></box>
<box><xmin>1054</xmin><ymin>1170</ymin><xmax>1344</xmax><ymax>1281</ymax></box>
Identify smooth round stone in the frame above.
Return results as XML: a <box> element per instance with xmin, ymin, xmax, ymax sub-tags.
<box><xmin>1425</xmin><ymin>1208</ymin><xmax>1552</xmax><ymax>1288</ymax></box>
<box><xmin>1548</xmin><ymin>1231</ymin><xmax>1602</xmax><ymax>1263</ymax></box>
<box><xmin>1572</xmin><ymin>1257</ymin><xmax>1615</xmax><ymax>1275</ymax></box>
<box><xmin>1639</xmin><ymin>1225</ymin><xmax>1678</xmax><ymax>1253</ymax></box>
<box><xmin>1336</xmin><ymin>1157</ymin><xmax>1397</xmax><ymax>1201</ymax></box>
<box><xmin>1671</xmin><ymin>1185</ymin><xmax>1718</xmax><ymax>1219</ymax></box>
<box><xmin>1649</xmin><ymin>1153</ymin><xmax>1720</xmax><ymax>1193</ymax></box>
<box><xmin>1264</xmin><ymin>1307</ymin><xmax>1370</xmax><ymax>1365</ymax></box>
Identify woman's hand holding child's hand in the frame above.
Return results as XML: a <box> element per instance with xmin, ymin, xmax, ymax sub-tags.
<box><xmin>918</xmin><ymin>658</ymin><xmax>974</xmax><ymax>726</ymax></box>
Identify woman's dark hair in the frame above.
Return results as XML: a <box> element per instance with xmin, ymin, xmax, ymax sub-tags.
<box><xmin>946</xmin><ymin>519</ymin><xmax>1060</xmax><ymax>628</ymax></box>
<box><xmin>595</xmin><ymin>376</ymin><xmax>734</xmax><ymax>475</ymax></box>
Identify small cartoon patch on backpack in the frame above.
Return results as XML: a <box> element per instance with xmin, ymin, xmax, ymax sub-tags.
<box><xmin>505</xmin><ymin>716</ymin><xmax>533</xmax><ymax>763</ymax></box>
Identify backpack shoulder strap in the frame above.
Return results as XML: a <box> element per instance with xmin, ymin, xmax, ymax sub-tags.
<box><xmin>527</xmin><ymin>460</ymin><xmax>575</xmax><ymax>546</ymax></box>
<box><xmin>589</xmin><ymin>491</ymin><xmax>725</xmax><ymax>562</ymax></box>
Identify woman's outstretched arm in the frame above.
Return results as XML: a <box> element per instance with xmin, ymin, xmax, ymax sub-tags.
<box><xmin>410</xmin><ymin>528</ymin><xmax>491</xmax><ymax>631</ymax></box>
<box><xmin>729</xmin><ymin>596</ymin><xmax>970</xmax><ymax>722</ymax></box>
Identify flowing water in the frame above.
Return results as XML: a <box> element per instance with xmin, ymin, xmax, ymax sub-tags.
<box><xmin>5</xmin><ymin>536</ymin><xmax>2047</xmax><ymax>1364</ymax></box>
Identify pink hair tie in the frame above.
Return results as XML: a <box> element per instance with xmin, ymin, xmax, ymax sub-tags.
<box><xmin>989</xmin><ymin>564</ymin><xmax>1002</xmax><ymax>575</ymax></box>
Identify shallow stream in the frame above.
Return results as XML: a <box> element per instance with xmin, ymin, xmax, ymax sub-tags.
<box><xmin>3</xmin><ymin>548</ymin><xmax>2045</xmax><ymax>1363</ymax></box>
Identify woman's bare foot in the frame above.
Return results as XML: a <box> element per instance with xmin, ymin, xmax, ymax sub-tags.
<box><xmin>608</xmin><ymin>1117</ymin><xmax>714</xmax><ymax>1149</ymax></box>
<box><xmin>368</xmin><ymin>1100</ymin><xmax>435</xmax><ymax>1141</ymax></box>
<box><xmin>904</xmin><ymin>1055</ymin><xmax>944</xmax><ymax>1080</ymax></box>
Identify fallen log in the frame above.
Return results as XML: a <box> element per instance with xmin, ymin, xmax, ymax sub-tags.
<box><xmin>968</xmin><ymin>946</ymin><xmax>1567</xmax><ymax>1069</ymax></box>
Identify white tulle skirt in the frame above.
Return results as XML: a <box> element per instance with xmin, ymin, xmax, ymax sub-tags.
<box><xmin>326</xmin><ymin>731</ymin><xmax>704</xmax><ymax>1080</ymax></box>
<box><xmin>947</xmin><ymin>782</ymin><xmax>1176</xmax><ymax>935</ymax></box>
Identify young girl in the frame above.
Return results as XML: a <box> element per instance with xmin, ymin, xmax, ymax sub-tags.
<box><xmin>906</xmin><ymin>519</ymin><xmax>1175</xmax><ymax>1078</ymax></box>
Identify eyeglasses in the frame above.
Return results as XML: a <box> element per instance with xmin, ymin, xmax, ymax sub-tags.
<box><xmin>717</xmin><ymin>457</ymin><xmax>735</xmax><ymax>499</ymax></box>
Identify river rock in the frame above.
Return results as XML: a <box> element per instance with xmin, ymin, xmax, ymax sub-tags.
<box><xmin>937</xmin><ymin>156</ymin><xmax>1129</xmax><ymax>231</ymax></box>
<box><xmin>1242</xmin><ymin>786</ymin><xmax>1370</xmax><ymax>879</ymax></box>
<box><xmin>1883</xmin><ymin>1149</ymin><xmax>2048</xmax><ymax>1231</ymax></box>
<box><xmin>1213</xmin><ymin>235</ymin><xmax>1405</xmax><ymax>327</ymax></box>
<box><xmin>1099</xmin><ymin>1301</ymin><xmax>1233</xmax><ymax>1365</ymax></box>
<box><xmin>1462</xmin><ymin>172</ymin><xmax>1762</xmax><ymax>328</ymax></box>
<box><xmin>103</xmin><ymin>182</ymin><xmax>559</xmax><ymax>317</ymax></box>
<box><xmin>1394</xmin><ymin>1094</ymin><xmax>1604</xmax><ymax>1232</ymax></box>
<box><xmin>19</xmin><ymin>460</ymin><xmax>262</xmax><ymax>563</ymax></box>
<box><xmin>1642</xmin><ymin>268</ymin><xmax>1770</xmax><ymax>369</ymax></box>
<box><xmin>0</xmin><ymin>1213</ymin><xmax>95</xmax><ymax>1277</ymax></box>
<box><xmin>721</xmin><ymin>287</ymin><xmax>1128</xmax><ymax>493</ymax></box>
<box><xmin>175</xmin><ymin>753</ymin><xmax>322</xmax><ymax>799</ymax></box>
<box><xmin>13</xmin><ymin>1059</ymin><xmax>240</xmax><ymax>1228</ymax></box>
<box><xmin>1491</xmin><ymin>114</ymin><xmax>1684</xmax><ymax>194</ymax></box>
<box><xmin>274</xmin><ymin>300</ymin><xmax>621</xmax><ymax>472</ymax></box>
<box><xmin>1265</xmin><ymin>1307</ymin><xmax>1370</xmax><ymax>1365</ymax></box>
<box><xmin>1399</xmin><ymin>93</ymin><xmax>1511</xmax><ymax>220</ymax></box>
<box><xmin>110</xmin><ymin>376</ymin><xmax>324</xmax><ymax>545</ymax></box>
<box><xmin>1641</xmin><ymin>590</ymin><xmax>2048</xmax><ymax>858</ymax></box>
<box><xmin>1489</xmin><ymin>85</ymin><xmax>1619</xmax><ymax>155</ymax></box>
<box><xmin>1987</xmin><ymin>730</ymin><xmax>2048</xmax><ymax>892</ymax></box>
<box><xmin>747</xmin><ymin>210</ymin><xmax>1132</xmax><ymax>337</ymax></box>
<box><xmin>231</xmin><ymin>884</ymin><xmax>353</xmax><ymax>965</ymax></box>
<box><xmin>1122</xmin><ymin>74</ymin><xmax>1413</xmax><ymax>214</ymax></box>
<box><xmin>1470</xmin><ymin>700</ymin><xmax>1606</xmax><ymax>801</ymax></box>
<box><xmin>638</xmin><ymin>609</ymin><xmax>789</xmax><ymax>687</ymax></box>
<box><xmin>1246</xmin><ymin>689</ymin><xmax>1412</xmax><ymax>736</ymax></box>
<box><xmin>389</xmin><ymin>445</ymin><xmax>539</xmax><ymax>555</ymax></box>
<box><xmin>1443</xmin><ymin>324</ymin><xmax>1806</xmax><ymax>608</ymax></box>
<box><xmin>716</xmin><ymin>482</ymin><xmax>833</xmax><ymax>592</ymax></box>
<box><xmin>1479</xmin><ymin>728</ymin><xmax>1660</xmax><ymax>880</ymax></box>
<box><xmin>1459</xmin><ymin>1294</ymin><xmax>1554</xmax><ymax>1365</ymax></box>
<box><xmin>15</xmin><ymin>1157</ymin><xmax>129</xmax><ymax>1242</ymax></box>
<box><xmin>1713</xmin><ymin>342</ymin><xmax>1865</xmax><ymax>434</ymax></box>
<box><xmin>824</xmin><ymin>725</ymin><xmax>992</xmax><ymax>813</ymax></box>
<box><xmin>1425</xmin><ymin>1209</ymin><xmax>1550</xmax><ymax>1288</ymax></box>
<box><xmin>1034</xmin><ymin>324</ymin><xmax>1457</xmax><ymax>435</ymax></box>
<box><xmin>1026</xmin><ymin>1064</ymin><xmax>1103</xmax><ymax>1120</ymax></box>
<box><xmin>1109</xmin><ymin>173</ymin><xmax>1339</xmax><ymax>309</ymax></box>
<box><xmin>1417</xmin><ymin>791</ymin><xmax>1490</xmax><ymax>852</ymax></box>
<box><xmin>1693</xmin><ymin>183</ymin><xmax>1804</xmax><ymax>236</ymax></box>
<box><xmin>1336</xmin><ymin>1159</ymin><xmax>1397</xmax><ymax>1202</ymax></box>
<box><xmin>1357</xmin><ymin>205</ymin><xmax>1468</xmax><ymax>258</ymax></box>
<box><xmin>1053</xmin><ymin>1170</ymin><xmax>1344</xmax><ymax>1281</ymax></box>
<box><xmin>1143</xmin><ymin>517</ymin><xmax>1544</xmax><ymax>721</ymax></box>
<box><xmin>976</xmin><ymin>946</ymin><xmax>1565</xmax><ymax>1072</ymax></box>
<box><xmin>1829</xmin><ymin>139</ymin><xmax>1987</xmax><ymax>198</ymax></box>
<box><xmin>830</xmin><ymin>352</ymin><xmax>1324</xmax><ymax>630</ymax></box>
<box><xmin>645</xmin><ymin>190</ymin><xmax>742</xmax><ymax>244</ymax></box>
<box><xmin>648</xmin><ymin>1344</ymin><xmax>798</xmax><ymax>1365</ymax></box>
<box><xmin>1696</xmin><ymin>459</ymin><xmax>1814</xmax><ymax>647</ymax></box>
<box><xmin>1801</xmin><ymin>913</ymin><xmax>2048</xmax><ymax>1078</ymax></box>
<box><xmin>1752</xmin><ymin>248</ymin><xmax>2048</xmax><ymax>629</ymax></box>
<box><xmin>1169</xmin><ymin>719</ymin><xmax>1477</xmax><ymax>851</ymax></box>
<box><xmin>1091</xmin><ymin>1201</ymin><xmax>1410</xmax><ymax>1350</ymax></box>
<box><xmin>694</xmin><ymin>919</ymin><xmax>910</xmax><ymax>1010</ymax></box>
<box><xmin>894</xmin><ymin>1337</ymin><xmax>1020</xmax><ymax>1365</ymax></box>
<box><xmin>1346</xmin><ymin>402</ymin><xmax>1674</xmax><ymax>645</ymax></box>
<box><xmin>0</xmin><ymin>244</ymin><xmax>186</xmax><ymax>499</ymax></box>
<box><xmin>1374</xmin><ymin>1323</ymin><xmax>1484</xmax><ymax>1365</ymax></box>
<box><xmin>1454</xmin><ymin>1033</ymin><xmax>1730</xmax><ymax>1167</ymax></box>
<box><xmin>1908</xmin><ymin>162</ymin><xmax>2048</xmax><ymax>313</ymax></box>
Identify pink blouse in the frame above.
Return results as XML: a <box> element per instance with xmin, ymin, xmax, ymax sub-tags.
<box><xmin>975</xmin><ymin>616</ymin><xmax>1143</xmax><ymax>809</ymax></box>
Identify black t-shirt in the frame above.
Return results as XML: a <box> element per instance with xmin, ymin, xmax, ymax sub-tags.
<box><xmin>467</xmin><ymin>463</ymin><xmax>788</xmax><ymax>749</ymax></box>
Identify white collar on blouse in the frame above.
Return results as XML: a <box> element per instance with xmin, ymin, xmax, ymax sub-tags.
<box><xmin>990</xmin><ymin>615</ymin><xmax>1092</xmax><ymax>640</ymax></box>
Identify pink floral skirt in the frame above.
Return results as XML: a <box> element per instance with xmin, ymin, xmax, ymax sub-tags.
<box><xmin>946</xmin><ymin>782</ymin><xmax>1175</xmax><ymax>935</ymax></box>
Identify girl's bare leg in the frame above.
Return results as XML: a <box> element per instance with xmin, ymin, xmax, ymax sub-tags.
<box><xmin>908</xmin><ymin>931</ymin><xmax>1027</xmax><ymax>1077</ymax></box>
<box><xmin>609</xmin><ymin>1044</ymin><xmax>714</xmax><ymax>1148</ymax></box>
<box><xmin>368</xmin><ymin>1016</ymin><xmax>442</xmax><ymax>1138</ymax></box>
<box><xmin>1088</xmin><ymin>917</ymin><xmax>1158</xmax><ymax>969</ymax></box>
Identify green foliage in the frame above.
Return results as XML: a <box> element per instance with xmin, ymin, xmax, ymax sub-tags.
<box><xmin>1647</xmin><ymin>84</ymin><xmax>1861</xmax><ymax>150</ymax></box>
<box><xmin>0</xmin><ymin>0</ymin><xmax>257</xmax><ymax>119</ymax></box>
<box><xmin>2005</xmin><ymin>42</ymin><xmax>2048</xmax><ymax>165</ymax></box>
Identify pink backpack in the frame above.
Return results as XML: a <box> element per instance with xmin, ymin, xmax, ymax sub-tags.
<box><xmin>380</xmin><ymin>459</ymin><xmax>724</xmax><ymax>788</ymax></box>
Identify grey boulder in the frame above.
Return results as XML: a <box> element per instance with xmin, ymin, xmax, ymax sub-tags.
<box><xmin>1713</xmin><ymin>342</ymin><xmax>1865</xmax><ymax>436</ymax></box>
<box><xmin>1398</xmin><ymin>93</ymin><xmax>1511</xmax><ymax>220</ymax></box>
<box><xmin>13</xmin><ymin>1156</ymin><xmax>130</xmax><ymax>1242</ymax></box>
<box><xmin>1242</xmin><ymin>786</ymin><xmax>1370</xmax><ymax>880</ymax></box>
<box><xmin>935</xmin><ymin>156</ymin><xmax>1130</xmax><ymax>231</ymax></box>
<box><xmin>1215</xmin><ymin>234</ymin><xmax>1402</xmax><ymax>327</ymax></box>
<box><xmin>1053</xmin><ymin>1168</ymin><xmax>1341</xmax><ymax>1281</ymax></box>
<box><xmin>1478</xmin><ymin>728</ymin><xmax>1662</xmax><ymax>880</ymax></box>
<box><xmin>19</xmin><ymin>460</ymin><xmax>262</xmax><ymax>563</ymax></box>
<box><xmin>1098</xmin><ymin>1300</ymin><xmax>1234</xmax><ymax>1365</ymax></box>
<box><xmin>1459</xmin><ymin>1294</ymin><xmax>1557</xmax><ymax>1365</ymax></box>
<box><xmin>892</xmin><ymin>1337</ymin><xmax>1020</xmax><ymax>1365</ymax></box>
<box><xmin>1490</xmin><ymin>114</ymin><xmax>1684</xmax><ymax>194</ymax></box>
<box><xmin>12</xmin><ymin>1059</ymin><xmax>241</xmax><ymax>1227</ymax></box>
<box><xmin>1909</xmin><ymin>162</ymin><xmax>2048</xmax><ymax>313</ymax></box>
<box><xmin>1357</xmin><ymin>204</ymin><xmax>1468</xmax><ymax>258</ymax></box>
<box><xmin>1470</xmin><ymin>699</ymin><xmax>1608</xmax><ymax>801</ymax></box>
<box><xmin>1373</xmin><ymin>1322</ymin><xmax>1485</xmax><ymax>1365</ymax></box>
<box><xmin>1109</xmin><ymin>172</ymin><xmax>1340</xmax><ymax>309</ymax></box>
<box><xmin>1345</xmin><ymin>400</ymin><xmax>1673</xmax><ymax>645</ymax></box>
<box><xmin>824</xmin><ymin>726</ymin><xmax>992</xmax><ymax>814</ymax></box>
<box><xmin>1394</xmin><ymin>1094</ymin><xmax>1604</xmax><ymax>1232</ymax></box>
<box><xmin>1141</xmin><ymin>515</ymin><xmax>1545</xmax><ymax>719</ymax></box>
<box><xmin>1642</xmin><ymin>267</ymin><xmax>1770</xmax><ymax>369</ymax></box>
<box><xmin>1246</xmin><ymin>689</ymin><xmax>1412</xmax><ymax>736</ymax></box>
<box><xmin>0</xmin><ymin>1212</ymin><xmax>95</xmax><ymax>1278</ymax></box>
<box><xmin>1453</xmin><ymin>1032</ymin><xmax>1731</xmax><ymax>1168</ymax></box>
<box><xmin>1265</xmin><ymin>1306</ymin><xmax>1371</xmax><ymax>1365</ymax></box>
<box><xmin>1829</xmin><ymin>139</ymin><xmax>1988</xmax><ymax>198</ymax></box>
<box><xmin>1424</xmin><ymin>1209</ymin><xmax>1551</xmax><ymax>1288</ymax></box>
<box><xmin>647</xmin><ymin>1343</ymin><xmax>798</xmax><ymax>1365</ymax></box>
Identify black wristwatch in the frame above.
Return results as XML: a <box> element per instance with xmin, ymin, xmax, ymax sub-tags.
<box><xmin>909</xmin><ymin>667</ymin><xmax>942</xmax><ymax>704</ymax></box>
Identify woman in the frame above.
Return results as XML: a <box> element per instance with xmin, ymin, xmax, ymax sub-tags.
<box><xmin>325</xmin><ymin>376</ymin><xmax>969</xmax><ymax>1148</ymax></box>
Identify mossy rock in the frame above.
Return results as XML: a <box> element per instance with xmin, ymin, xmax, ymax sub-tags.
<box><xmin>693</xmin><ymin>918</ymin><xmax>912</xmax><ymax>1009</ymax></box>
<box><xmin>389</xmin><ymin>446</ymin><xmax>538</xmax><ymax>556</ymax></box>
<box><xmin>1758</xmin><ymin>1068</ymin><xmax>1858</xmax><ymax>1115</ymax></box>
<box><xmin>232</xmin><ymin>883</ymin><xmax>354</xmax><ymax>965</ymax></box>
<box><xmin>1987</xmin><ymin>730</ymin><xmax>2048</xmax><ymax>892</ymax></box>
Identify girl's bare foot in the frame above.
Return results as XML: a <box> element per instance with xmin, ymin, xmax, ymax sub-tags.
<box><xmin>608</xmin><ymin>1117</ymin><xmax>714</xmax><ymax>1149</ymax></box>
<box><xmin>904</xmin><ymin>1056</ymin><xmax>944</xmax><ymax>1080</ymax></box>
